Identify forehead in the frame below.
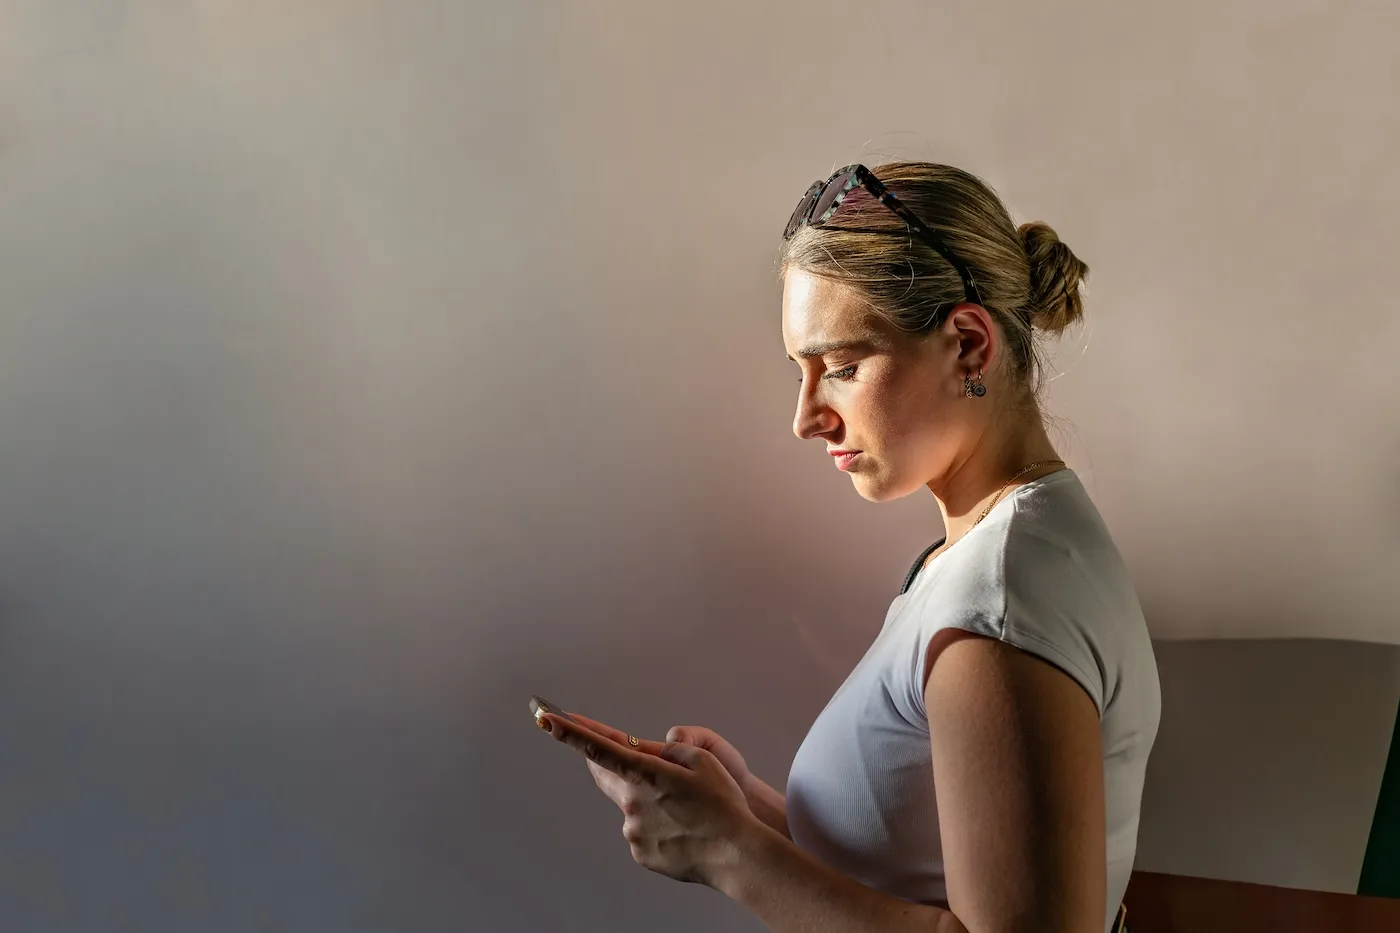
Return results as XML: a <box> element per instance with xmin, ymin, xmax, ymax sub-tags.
<box><xmin>781</xmin><ymin>268</ymin><xmax>889</xmax><ymax>353</ymax></box>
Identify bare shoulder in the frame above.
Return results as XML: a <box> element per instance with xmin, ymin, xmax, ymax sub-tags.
<box><xmin>924</xmin><ymin>634</ymin><xmax>1105</xmax><ymax>933</ymax></box>
<box><xmin>924</xmin><ymin>632</ymin><xmax>1098</xmax><ymax>717</ymax></box>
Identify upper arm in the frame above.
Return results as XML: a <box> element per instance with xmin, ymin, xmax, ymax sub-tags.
<box><xmin>924</xmin><ymin>633</ymin><xmax>1106</xmax><ymax>933</ymax></box>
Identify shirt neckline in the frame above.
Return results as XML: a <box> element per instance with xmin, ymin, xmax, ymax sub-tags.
<box><xmin>898</xmin><ymin>467</ymin><xmax>1076</xmax><ymax>595</ymax></box>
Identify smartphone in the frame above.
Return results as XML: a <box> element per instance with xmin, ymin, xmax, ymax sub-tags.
<box><xmin>529</xmin><ymin>695</ymin><xmax>579</xmax><ymax>725</ymax></box>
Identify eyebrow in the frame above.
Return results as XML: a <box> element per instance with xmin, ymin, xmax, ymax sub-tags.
<box><xmin>785</xmin><ymin>336</ymin><xmax>887</xmax><ymax>362</ymax></box>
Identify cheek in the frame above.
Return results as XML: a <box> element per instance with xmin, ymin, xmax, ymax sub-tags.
<box><xmin>856</xmin><ymin>379</ymin><xmax>963</xmax><ymax>485</ymax></box>
<box><xmin>864</xmin><ymin>371</ymin><xmax>947</xmax><ymax>441</ymax></box>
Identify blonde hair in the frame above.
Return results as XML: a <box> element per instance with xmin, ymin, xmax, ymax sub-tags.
<box><xmin>778</xmin><ymin>161</ymin><xmax>1088</xmax><ymax>396</ymax></box>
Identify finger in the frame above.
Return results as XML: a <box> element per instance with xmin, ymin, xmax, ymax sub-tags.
<box><xmin>568</xmin><ymin>714</ymin><xmax>669</xmax><ymax>757</ymax></box>
<box><xmin>587</xmin><ymin>759</ymin><xmax>628</xmax><ymax>802</ymax></box>
<box><xmin>565</xmin><ymin>712</ymin><xmax>617</xmax><ymax>734</ymax></box>
<box><xmin>658</xmin><ymin>740</ymin><xmax>710</xmax><ymax>771</ymax></box>
<box><xmin>533</xmin><ymin>711</ymin><xmax>614</xmax><ymax>745</ymax></box>
<box><xmin>542</xmin><ymin>714</ymin><xmax>685</xmax><ymax>781</ymax></box>
<box><xmin>666</xmin><ymin>725</ymin><xmax>702</xmax><ymax>745</ymax></box>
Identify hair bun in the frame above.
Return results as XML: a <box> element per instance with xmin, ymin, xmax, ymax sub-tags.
<box><xmin>1018</xmin><ymin>221</ymin><xmax>1088</xmax><ymax>333</ymax></box>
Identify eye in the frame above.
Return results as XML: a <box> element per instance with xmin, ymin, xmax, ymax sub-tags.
<box><xmin>824</xmin><ymin>365</ymin><xmax>858</xmax><ymax>381</ymax></box>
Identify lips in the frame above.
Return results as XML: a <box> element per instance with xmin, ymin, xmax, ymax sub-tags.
<box><xmin>830</xmin><ymin>450</ymin><xmax>861</xmax><ymax>471</ymax></box>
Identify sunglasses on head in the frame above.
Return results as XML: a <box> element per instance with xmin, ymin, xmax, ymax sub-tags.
<box><xmin>783</xmin><ymin>163</ymin><xmax>984</xmax><ymax>307</ymax></box>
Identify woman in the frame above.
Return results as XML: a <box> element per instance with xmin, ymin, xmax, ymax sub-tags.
<box><xmin>535</xmin><ymin>161</ymin><xmax>1161</xmax><ymax>933</ymax></box>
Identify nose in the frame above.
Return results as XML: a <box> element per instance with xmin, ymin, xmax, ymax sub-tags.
<box><xmin>793</xmin><ymin>384</ymin><xmax>840</xmax><ymax>441</ymax></box>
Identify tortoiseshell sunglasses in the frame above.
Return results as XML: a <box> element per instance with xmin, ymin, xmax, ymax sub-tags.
<box><xmin>783</xmin><ymin>163</ymin><xmax>984</xmax><ymax>307</ymax></box>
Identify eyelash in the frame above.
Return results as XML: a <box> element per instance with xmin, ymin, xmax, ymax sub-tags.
<box><xmin>798</xmin><ymin>365</ymin><xmax>858</xmax><ymax>384</ymax></box>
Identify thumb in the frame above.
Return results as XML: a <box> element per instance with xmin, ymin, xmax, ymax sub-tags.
<box><xmin>667</xmin><ymin>726</ymin><xmax>699</xmax><ymax>745</ymax></box>
<box><xmin>659</xmin><ymin>740</ymin><xmax>708</xmax><ymax>769</ymax></box>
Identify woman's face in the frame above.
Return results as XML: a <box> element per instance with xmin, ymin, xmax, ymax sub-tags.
<box><xmin>782</xmin><ymin>268</ymin><xmax>984</xmax><ymax>502</ymax></box>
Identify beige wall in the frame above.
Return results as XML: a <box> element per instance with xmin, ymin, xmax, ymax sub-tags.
<box><xmin>1</xmin><ymin>2</ymin><xmax>1397</xmax><ymax>930</ymax></box>
<box><xmin>1138</xmin><ymin>640</ymin><xmax>1400</xmax><ymax>893</ymax></box>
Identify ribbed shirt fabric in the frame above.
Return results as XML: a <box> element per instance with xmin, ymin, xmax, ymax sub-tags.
<box><xmin>785</xmin><ymin>469</ymin><xmax>1160</xmax><ymax>933</ymax></box>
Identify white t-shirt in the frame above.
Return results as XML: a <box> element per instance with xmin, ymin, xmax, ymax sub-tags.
<box><xmin>785</xmin><ymin>469</ymin><xmax>1160</xmax><ymax>933</ymax></box>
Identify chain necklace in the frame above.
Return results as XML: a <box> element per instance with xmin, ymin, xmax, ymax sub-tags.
<box><xmin>970</xmin><ymin>458</ymin><xmax>1066</xmax><ymax>531</ymax></box>
<box><xmin>927</xmin><ymin>459</ymin><xmax>1066</xmax><ymax>568</ymax></box>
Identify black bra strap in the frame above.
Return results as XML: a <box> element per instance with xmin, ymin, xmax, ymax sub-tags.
<box><xmin>899</xmin><ymin>538</ymin><xmax>946</xmax><ymax>595</ymax></box>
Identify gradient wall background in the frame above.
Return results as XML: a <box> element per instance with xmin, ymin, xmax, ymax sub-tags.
<box><xmin>1</xmin><ymin>2</ymin><xmax>1397</xmax><ymax>930</ymax></box>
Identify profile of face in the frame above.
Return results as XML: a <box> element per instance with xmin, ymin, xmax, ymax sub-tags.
<box><xmin>782</xmin><ymin>268</ymin><xmax>994</xmax><ymax>502</ymax></box>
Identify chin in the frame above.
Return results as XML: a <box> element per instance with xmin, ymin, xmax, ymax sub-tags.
<box><xmin>849</xmin><ymin>471</ymin><xmax>923</xmax><ymax>504</ymax></box>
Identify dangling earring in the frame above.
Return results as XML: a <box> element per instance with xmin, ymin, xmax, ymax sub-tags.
<box><xmin>964</xmin><ymin>368</ymin><xmax>987</xmax><ymax>398</ymax></box>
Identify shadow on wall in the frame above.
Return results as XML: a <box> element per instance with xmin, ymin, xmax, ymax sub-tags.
<box><xmin>1137</xmin><ymin>639</ymin><xmax>1400</xmax><ymax>895</ymax></box>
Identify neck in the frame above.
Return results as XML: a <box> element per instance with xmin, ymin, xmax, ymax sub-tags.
<box><xmin>929</xmin><ymin>408</ymin><xmax>1062</xmax><ymax>546</ymax></box>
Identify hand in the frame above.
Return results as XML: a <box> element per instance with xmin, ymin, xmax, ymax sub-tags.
<box><xmin>664</xmin><ymin>725</ymin><xmax>755</xmax><ymax>800</ymax></box>
<box><xmin>564</xmin><ymin>715</ymin><xmax>783</xmax><ymax>835</ymax></box>
<box><xmin>567</xmin><ymin>715</ymin><xmax>755</xmax><ymax>800</ymax></box>
<box><xmin>537</xmin><ymin>711</ymin><xmax>759</xmax><ymax>886</ymax></box>
<box><xmin>668</xmin><ymin>725</ymin><xmax>791</xmax><ymax>840</ymax></box>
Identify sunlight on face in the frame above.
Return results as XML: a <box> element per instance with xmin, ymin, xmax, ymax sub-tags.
<box><xmin>781</xmin><ymin>269</ymin><xmax>966</xmax><ymax>502</ymax></box>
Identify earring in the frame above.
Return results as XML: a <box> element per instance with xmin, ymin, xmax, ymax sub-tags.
<box><xmin>964</xmin><ymin>368</ymin><xmax>987</xmax><ymax>398</ymax></box>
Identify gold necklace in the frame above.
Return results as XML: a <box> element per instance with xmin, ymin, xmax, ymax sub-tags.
<box><xmin>925</xmin><ymin>460</ymin><xmax>1067</xmax><ymax>570</ymax></box>
<box><xmin>970</xmin><ymin>459</ymin><xmax>1066</xmax><ymax>530</ymax></box>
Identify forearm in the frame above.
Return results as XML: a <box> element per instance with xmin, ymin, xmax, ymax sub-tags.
<box><xmin>712</xmin><ymin>821</ymin><xmax>966</xmax><ymax>933</ymax></box>
<box><xmin>742</xmin><ymin>774</ymin><xmax>790</xmax><ymax>840</ymax></box>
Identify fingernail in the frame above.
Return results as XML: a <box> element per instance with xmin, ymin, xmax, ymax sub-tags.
<box><xmin>536</xmin><ymin>715</ymin><xmax>552</xmax><ymax>733</ymax></box>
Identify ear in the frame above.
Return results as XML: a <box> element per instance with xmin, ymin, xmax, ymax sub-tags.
<box><xmin>946</xmin><ymin>303</ymin><xmax>999</xmax><ymax>374</ymax></box>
